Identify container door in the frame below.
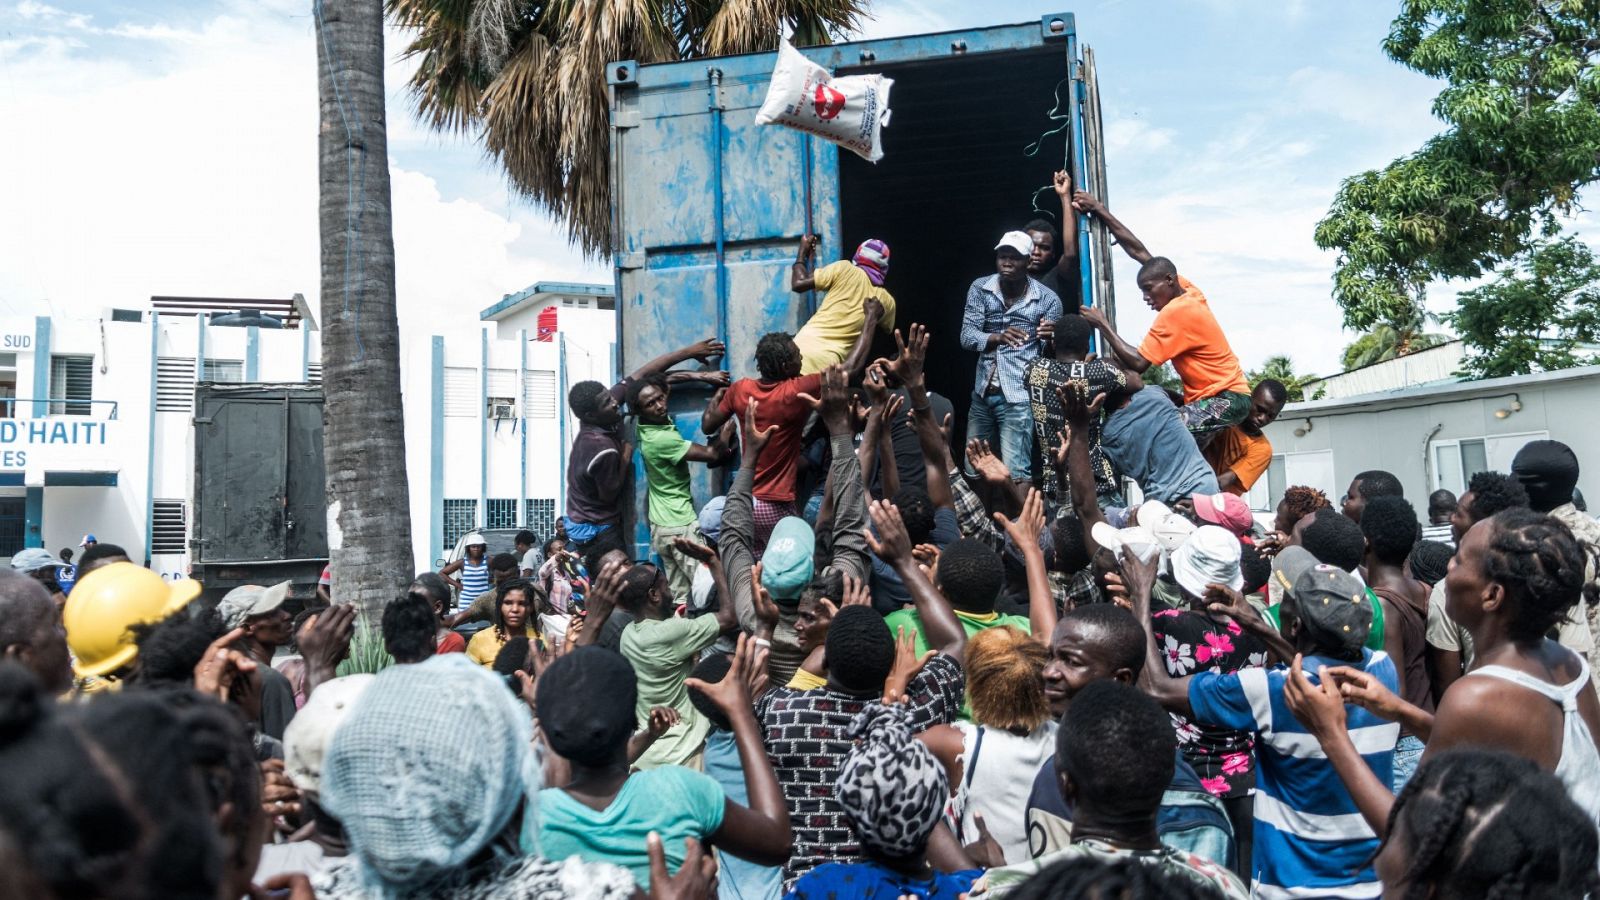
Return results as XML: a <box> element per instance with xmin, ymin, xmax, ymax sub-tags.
<box><xmin>281</xmin><ymin>392</ymin><xmax>328</xmax><ymax>561</ymax></box>
<box><xmin>194</xmin><ymin>393</ymin><xmax>289</xmax><ymax>562</ymax></box>
<box><xmin>609</xmin><ymin>53</ymin><xmax>840</xmax><ymax>551</ymax></box>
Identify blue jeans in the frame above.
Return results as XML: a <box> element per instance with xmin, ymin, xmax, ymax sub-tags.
<box><xmin>967</xmin><ymin>391</ymin><xmax>1034</xmax><ymax>481</ymax></box>
<box><xmin>1392</xmin><ymin>734</ymin><xmax>1425</xmax><ymax>791</ymax></box>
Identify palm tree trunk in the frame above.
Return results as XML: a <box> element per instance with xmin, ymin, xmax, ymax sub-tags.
<box><xmin>316</xmin><ymin>0</ymin><xmax>413</xmax><ymax>624</ymax></box>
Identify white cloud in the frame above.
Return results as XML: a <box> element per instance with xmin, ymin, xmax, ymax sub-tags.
<box><xmin>0</xmin><ymin>2</ymin><xmax>600</xmax><ymax>345</ymax></box>
<box><xmin>1104</xmin><ymin>118</ymin><xmax>1174</xmax><ymax>155</ymax></box>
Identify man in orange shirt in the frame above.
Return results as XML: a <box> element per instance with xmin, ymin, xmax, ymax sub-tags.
<box><xmin>1070</xmin><ymin>193</ymin><xmax>1251</xmax><ymax>446</ymax></box>
<box><xmin>1203</xmin><ymin>379</ymin><xmax>1287</xmax><ymax>495</ymax></box>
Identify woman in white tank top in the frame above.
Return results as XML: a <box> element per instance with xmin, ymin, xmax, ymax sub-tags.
<box><xmin>1287</xmin><ymin>508</ymin><xmax>1600</xmax><ymax>840</ymax></box>
<box><xmin>917</xmin><ymin>625</ymin><xmax>1056</xmax><ymax>865</ymax></box>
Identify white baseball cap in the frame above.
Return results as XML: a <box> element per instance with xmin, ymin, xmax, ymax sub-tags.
<box><xmin>1136</xmin><ymin>500</ymin><xmax>1197</xmax><ymax>554</ymax></box>
<box><xmin>994</xmin><ymin>230</ymin><xmax>1035</xmax><ymax>257</ymax></box>
<box><xmin>1090</xmin><ymin>522</ymin><xmax>1160</xmax><ymax>564</ymax></box>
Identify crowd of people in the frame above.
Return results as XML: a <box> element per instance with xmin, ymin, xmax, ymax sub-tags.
<box><xmin>5</xmin><ymin>176</ymin><xmax>1600</xmax><ymax>900</ymax></box>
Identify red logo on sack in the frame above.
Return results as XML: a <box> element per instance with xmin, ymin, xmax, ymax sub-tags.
<box><xmin>813</xmin><ymin>83</ymin><xmax>845</xmax><ymax>121</ymax></box>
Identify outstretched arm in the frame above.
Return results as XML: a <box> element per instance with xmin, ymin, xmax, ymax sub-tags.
<box><xmin>688</xmin><ymin>636</ymin><xmax>794</xmax><ymax>866</ymax></box>
<box><xmin>866</xmin><ymin>500</ymin><xmax>966</xmax><ymax>663</ymax></box>
<box><xmin>839</xmin><ymin>299</ymin><xmax>885</xmax><ymax>380</ymax></box>
<box><xmin>1072</xmin><ymin>192</ymin><xmax>1152</xmax><ymax>264</ymax></box>
<box><xmin>717</xmin><ymin>399</ymin><xmax>778</xmax><ymax>634</ymax></box>
<box><xmin>790</xmin><ymin>234</ymin><xmax>819</xmax><ymax>293</ymax></box>
<box><xmin>1109</xmin><ymin>547</ymin><xmax>1195</xmax><ymax>716</ymax></box>
<box><xmin>1058</xmin><ymin>383</ymin><xmax>1109</xmax><ymax>540</ymax></box>
<box><xmin>800</xmin><ymin>365</ymin><xmax>873</xmax><ymax>582</ymax></box>
<box><xmin>1078</xmin><ymin>306</ymin><xmax>1151</xmax><ymax>373</ymax></box>
<box><xmin>1053</xmin><ymin>171</ymin><xmax>1080</xmax><ymax>282</ymax></box>
<box><xmin>629</xmin><ymin>337</ymin><xmax>726</xmax><ymax>382</ymax></box>
<box><xmin>1283</xmin><ymin>656</ymin><xmax>1396</xmax><ymax>837</ymax></box>
<box><xmin>994</xmin><ymin>489</ymin><xmax>1055</xmax><ymax>642</ymax></box>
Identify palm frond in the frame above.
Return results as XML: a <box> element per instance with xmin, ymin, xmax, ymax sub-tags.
<box><xmin>390</xmin><ymin>0</ymin><xmax>869</xmax><ymax>253</ymax></box>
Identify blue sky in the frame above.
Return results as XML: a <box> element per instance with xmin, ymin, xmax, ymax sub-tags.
<box><xmin>0</xmin><ymin>0</ymin><xmax>1571</xmax><ymax>375</ymax></box>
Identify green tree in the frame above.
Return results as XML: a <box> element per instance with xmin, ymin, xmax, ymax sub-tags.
<box><xmin>318</xmin><ymin>0</ymin><xmax>415</xmax><ymax>623</ymax></box>
<box><xmin>1314</xmin><ymin>0</ymin><xmax>1600</xmax><ymax>331</ymax></box>
<box><xmin>1141</xmin><ymin>362</ymin><xmax>1183</xmax><ymax>394</ymax></box>
<box><xmin>1248</xmin><ymin>354</ymin><xmax>1320</xmax><ymax>402</ymax></box>
<box><xmin>388</xmin><ymin>0</ymin><xmax>868</xmax><ymax>256</ymax></box>
<box><xmin>1339</xmin><ymin>308</ymin><xmax>1450</xmax><ymax>370</ymax></box>
<box><xmin>1448</xmin><ymin>233</ymin><xmax>1600</xmax><ymax>378</ymax></box>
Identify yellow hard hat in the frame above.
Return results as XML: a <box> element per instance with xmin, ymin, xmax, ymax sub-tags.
<box><xmin>63</xmin><ymin>562</ymin><xmax>202</xmax><ymax>679</ymax></box>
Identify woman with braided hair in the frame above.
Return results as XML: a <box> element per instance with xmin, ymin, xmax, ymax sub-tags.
<box><xmin>1287</xmin><ymin>507</ymin><xmax>1600</xmax><ymax>843</ymax></box>
<box><xmin>1374</xmin><ymin>749</ymin><xmax>1599</xmax><ymax>899</ymax></box>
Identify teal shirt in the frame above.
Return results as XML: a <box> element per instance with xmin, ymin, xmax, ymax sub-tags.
<box><xmin>537</xmin><ymin>766</ymin><xmax>727</xmax><ymax>890</ymax></box>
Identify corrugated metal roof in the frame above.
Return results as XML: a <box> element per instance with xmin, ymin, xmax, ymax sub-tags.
<box><xmin>1285</xmin><ymin>364</ymin><xmax>1600</xmax><ymax>416</ymax></box>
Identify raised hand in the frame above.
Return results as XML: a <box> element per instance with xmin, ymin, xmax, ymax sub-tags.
<box><xmin>882</xmin><ymin>624</ymin><xmax>935</xmax><ymax>704</ymax></box>
<box><xmin>963</xmin><ymin>811</ymin><xmax>1007</xmax><ymax>869</ymax></box>
<box><xmin>1052</xmin><ymin>169</ymin><xmax>1073</xmax><ymax>198</ymax></box>
<box><xmin>741</xmin><ymin>397</ymin><xmax>778</xmax><ymax>457</ymax></box>
<box><xmin>795</xmin><ymin>364</ymin><xmax>851</xmax><ymax>434</ymax></box>
<box><xmin>863</xmin><ymin>362</ymin><xmax>890</xmax><ymax>407</ymax></box>
<box><xmin>685</xmin><ymin>633</ymin><xmax>760</xmax><ymax>713</ymax></box>
<box><xmin>1079</xmin><ymin>304</ymin><xmax>1110</xmax><ymax>331</ymax></box>
<box><xmin>994</xmin><ymin>487</ymin><xmax>1046</xmax><ymax>548</ymax></box>
<box><xmin>687</xmin><ymin>338</ymin><xmax>726</xmax><ymax>363</ymax></box>
<box><xmin>1055</xmin><ymin>382</ymin><xmax>1105</xmax><ymax>429</ymax></box>
<box><xmin>884</xmin><ymin>323</ymin><xmax>930</xmax><ymax>386</ymax></box>
<box><xmin>672</xmin><ymin>537</ymin><xmax>719</xmax><ymax>566</ymax></box>
<box><xmin>584</xmin><ymin>559</ymin><xmax>629</xmax><ymax>621</ymax></box>
<box><xmin>748</xmin><ymin>562</ymin><xmax>781</xmax><ymax>632</ymax></box>
<box><xmin>1070</xmin><ymin>190</ymin><xmax>1103</xmax><ymax>215</ymax></box>
<box><xmin>863</xmin><ymin>499</ymin><xmax>914</xmax><ymax>564</ymax></box>
<box><xmin>966</xmin><ymin>438</ymin><xmax>1012</xmax><ymax>485</ymax></box>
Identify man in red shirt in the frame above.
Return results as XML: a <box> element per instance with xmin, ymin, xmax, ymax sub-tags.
<box><xmin>702</xmin><ymin>300</ymin><xmax>883</xmax><ymax>549</ymax></box>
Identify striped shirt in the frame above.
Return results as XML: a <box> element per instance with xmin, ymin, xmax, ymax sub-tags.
<box><xmin>1188</xmin><ymin>650</ymin><xmax>1399</xmax><ymax>900</ymax></box>
<box><xmin>457</xmin><ymin>560</ymin><xmax>490</xmax><ymax>612</ymax></box>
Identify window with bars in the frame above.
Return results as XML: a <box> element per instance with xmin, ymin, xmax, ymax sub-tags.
<box><xmin>49</xmin><ymin>355</ymin><xmax>94</xmax><ymax>416</ymax></box>
<box><xmin>443</xmin><ymin>499</ymin><xmax>477</xmax><ymax>547</ymax></box>
<box><xmin>156</xmin><ymin>357</ymin><xmax>197</xmax><ymax>412</ymax></box>
<box><xmin>525</xmin><ymin>499</ymin><xmax>557</xmax><ymax>539</ymax></box>
<box><xmin>202</xmin><ymin>359</ymin><xmax>243</xmax><ymax>383</ymax></box>
<box><xmin>152</xmin><ymin>500</ymin><xmax>187</xmax><ymax>554</ymax></box>
<box><xmin>524</xmin><ymin>371</ymin><xmax>557</xmax><ymax>418</ymax></box>
<box><xmin>486</xmin><ymin>498</ymin><xmax>517</xmax><ymax>529</ymax></box>
<box><xmin>443</xmin><ymin>367</ymin><xmax>478</xmax><ymax>418</ymax></box>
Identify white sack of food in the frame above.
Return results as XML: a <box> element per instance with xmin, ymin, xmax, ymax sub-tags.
<box><xmin>754</xmin><ymin>40</ymin><xmax>893</xmax><ymax>162</ymax></box>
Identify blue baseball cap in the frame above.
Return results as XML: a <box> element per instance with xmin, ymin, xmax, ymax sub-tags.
<box><xmin>760</xmin><ymin>517</ymin><xmax>815</xmax><ymax>602</ymax></box>
<box><xmin>80</xmin><ymin>534</ymin><xmax>97</xmax><ymax>547</ymax></box>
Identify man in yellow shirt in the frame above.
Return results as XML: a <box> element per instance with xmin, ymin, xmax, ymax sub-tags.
<box><xmin>1203</xmin><ymin>379</ymin><xmax>1287</xmax><ymax>494</ymax></box>
<box><xmin>790</xmin><ymin>235</ymin><xmax>897</xmax><ymax>374</ymax></box>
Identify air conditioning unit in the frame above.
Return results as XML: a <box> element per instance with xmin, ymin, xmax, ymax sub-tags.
<box><xmin>489</xmin><ymin>399</ymin><xmax>518</xmax><ymax>420</ymax></box>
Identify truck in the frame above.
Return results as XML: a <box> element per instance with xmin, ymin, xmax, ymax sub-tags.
<box><xmin>607</xmin><ymin>13</ymin><xmax>1113</xmax><ymax>551</ymax></box>
<box><xmin>189</xmin><ymin>382</ymin><xmax>328</xmax><ymax>602</ymax></box>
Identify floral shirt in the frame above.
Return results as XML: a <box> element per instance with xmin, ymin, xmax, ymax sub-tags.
<box><xmin>1151</xmin><ymin>601</ymin><xmax>1268</xmax><ymax>798</ymax></box>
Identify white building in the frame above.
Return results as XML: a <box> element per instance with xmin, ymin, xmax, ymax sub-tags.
<box><xmin>1255</xmin><ymin>365</ymin><xmax>1600</xmax><ymax>514</ymax></box>
<box><xmin>8</xmin><ymin>283</ymin><xmax>615</xmax><ymax>580</ymax></box>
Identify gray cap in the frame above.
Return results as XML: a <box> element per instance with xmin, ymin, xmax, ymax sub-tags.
<box><xmin>10</xmin><ymin>548</ymin><xmax>58</xmax><ymax>574</ymax></box>
<box><xmin>1271</xmin><ymin>546</ymin><xmax>1372</xmax><ymax>657</ymax></box>
<box><xmin>217</xmin><ymin>581</ymin><xmax>292</xmax><ymax>629</ymax></box>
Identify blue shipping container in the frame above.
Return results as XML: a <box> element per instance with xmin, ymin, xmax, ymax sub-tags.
<box><xmin>608</xmin><ymin>14</ymin><xmax>1112</xmax><ymax>554</ymax></box>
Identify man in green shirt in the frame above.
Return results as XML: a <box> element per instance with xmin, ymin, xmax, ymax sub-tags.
<box><xmin>629</xmin><ymin>375</ymin><xmax>734</xmax><ymax>603</ymax></box>
<box><xmin>883</xmin><ymin>537</ymin><xmax>1031</xmax><ymax>719</ymax></box>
